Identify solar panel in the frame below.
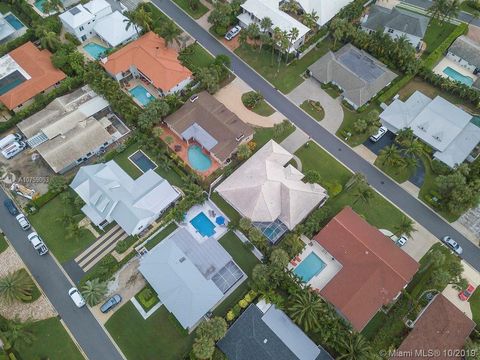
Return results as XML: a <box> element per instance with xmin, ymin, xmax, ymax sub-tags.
<box><xmin>338</xmin><ymin>49</ymin><xmax>385</xmax><ymax>83</ymax></box>
<box><xmin>69</xmin><ymin>7</ymin><xmax>81</xmax><ymax>15</ymax></box>
<box><xmin>212</xmin><ymin>261</ymin><xmax>243</xmax><ymax>294</ymax></box>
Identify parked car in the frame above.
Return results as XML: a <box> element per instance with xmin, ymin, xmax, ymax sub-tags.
<box><xmin>369</xmin><ymin>126</ymin><xmax>387</xmax><ymax>142</ymax></box>
<box><xmin>3</xmin><ymin>199</ymin><xmax>19</xmax><ymax>216</ymax></box>
<box><xmin>1</xmin><ymin>141</ymin><xmax>26</xmax><ymax>159</ymax></box>
<box><xmin>459</xmin><ymin>283</ymin><xmax>475</xmax><ymax>301</ymax></box>
<box><xmin>396</xmin><ymin>235</ymin><xmax>408</xmax><ymax>247</ymax></box>
<box><xmin>442</xmin><ymin>236</ymin><xmax>463</xmax><ymax>255</ymax></box>
<box><xmin>225</xmin><ymin>25</ymin><xmax>241</xmax><ymax>41</ymax></box>
<box><xmin>100</xmin><ymin>294</ymin><xmax>122</xmax><ymax>313</ymax></box>
<box><xmin>68</xmin><ymin>287</ymin><xmax>86</xmax><ymax>308</ymax></box>
<box><xmin>0</xmin><ymin>133</ymin><xmax>22</xmax><ymax>150</ymax></box>
<box><xmin>189</xmin><ymin>94</ymin><xmax>199</xmax><ymax>103</ymax></box>
<box><xmin>27</xmin><ymin>232</ymin><xmax>48</xmax><ymax>256</ymax></box>
<box><xmin>16</xmin><ymin>213</ymin><xmax>31</xmax><ymax>230</ymax></box>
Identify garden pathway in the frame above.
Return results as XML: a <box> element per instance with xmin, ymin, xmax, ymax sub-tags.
<box><xmin>287</xmin><ymin>78</ymin><xmax>344</xmax><ymax>134</ymax></box>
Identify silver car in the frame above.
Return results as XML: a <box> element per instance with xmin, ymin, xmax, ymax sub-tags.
<box><xmin>442</xmin><ymin>236</ymin><xmax>463</xmax><ymax>255</ymax></box>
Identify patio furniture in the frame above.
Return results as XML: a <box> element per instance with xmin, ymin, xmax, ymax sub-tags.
<box><xmin>290</xmin><ymin>260</ymin><xmax>297</xmax><ymax>266</ymax></box>
<box><xmin>174</xmin><ymin>144</ymin><xmax>182</xmax><ymax>152</ymax></box>
<box><xmin>295</xmin><ymin>256</ymin><xmax>301</xmax><ymax>262</ymax></box>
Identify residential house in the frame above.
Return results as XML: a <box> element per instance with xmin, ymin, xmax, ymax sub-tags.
<box><xmin>139</xmin><ymin>227</ymin><xmax>244</xmax><ymax>331</ymax></box>
<box><xmin>164</xmin><ymin>91</ymin><xmax>254</xmax><ymax>166</ymax></box>
<box><xmin>447</xmin><ymin>35</ymin><xmax>480</xmax><ymax>75</ymax></box>
<box><xmin>0</xmin><ymin>13</ymin><xmax>18</xmax><ymax>43</ymax></box>
<box><xmin>17</xmin><ymin>86</ymin><xmax>129</xmax><ymax>174</ymax></box>
<box><xmin>59</xmin><ymin>0</ymin><xmax>137</xmax><ymax>46</ymax></box>
<box><xmin>380</xmin><ymin>90</ymin><xmax>480</xmax><ymax>168</ymax></box>
<box><xmin>361</xmin><ymin>5</ymin><xmax>429</xmax><ymax>49</ymax></box>
<box><xmin>217</xmin><ymin>301</ymin><xmax>334</xmax><ymax>360</ymax></box>
<box><xmin>71</xmin><ymin>160</ymin><xmax>180</xmax><ymax>235</ymax></box>
<box><xmin>237</xmin><ymin>0</ymin><xmax>310</xmax><ymax>53</ymax></box>
<box><xmin>0</xmin><ymin>42</ymin><xmax>66</xmax><ymax>112</ymax></box>
<box><xmin>313</xmin><ymin>207</ymin><xmax>419</xmax><ymax>331</ymax></box>
<box><xmin>294</xmin><ymin>0</ymin><xmax>354</xmax><ymax>26</ymax></box>
<box><xmin>308</xmin><ymin>44</ymin><xmax>397</xmax><ymax>109</ymax></box>
<box><xmin>393</xmin><ymin>294</ymin><xmax>475</xmax><ymax>359</ymax></box>
<box><xmin>215</xmin><ymin>140</ymin><xmax>328</xmax><ymax>243</ymax></box>
<box><xmin>101</xmin><ymin>32</ymin><xmax>192</xmax><ymax>96</ymax></box>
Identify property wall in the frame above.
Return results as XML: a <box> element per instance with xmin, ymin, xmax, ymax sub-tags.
<box><xmin>165</xmin><ymin>77</ymin><xmax>193</xmax><ymax>95</ymax></box>
<box><xmin>446</xmin><ymin>52</ymin><xmax>477</xmax><ymax>73</ymax></box>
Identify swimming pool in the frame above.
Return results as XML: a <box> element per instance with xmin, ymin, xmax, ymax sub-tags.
<box><xmin>5</xmin><ymin>14</ymin><xmax>24</xmax><ymax>30</ymax></box>
<box><xmin>293</xmin><ymin>252</ymin><xmax>326</xmax><ymax>283</ymax></box>
<box><xmin>128</xmin><ymin>150</ymin><xmax>157</xmax><ymax>173</ymax></box>
<box><xmin>187</xmin><ymin>145</ymin><xmax>212</xmax><ymax>171</ymax></box>
<box><xmin>83</xmin><ymin>43</ymin><xmax>109</xmax><ymax>60</ymax></box>
<box><xmin>190</xmin><ymin>212</ymin><xmax>216</xmax><ymax>237</ymax></box>
<box><xmin>129</xmin><ymin>85</ymin><xmax>154</xmax><ymax>106</ymax></box>
<box><xmin>34</xmin><ymin>0</ymin><xmax>47</xmax><ymax>13</ymax></box>
<box><xmin>443</xmin><ymin>67</ymin><xmax>474</xmax><ymax>87</ymax></box>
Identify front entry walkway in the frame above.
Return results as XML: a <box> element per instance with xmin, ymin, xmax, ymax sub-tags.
<box><xmin>280</xmin><ymin>127</ymin><xmax>309</xmax><ymax>154</ymax></box>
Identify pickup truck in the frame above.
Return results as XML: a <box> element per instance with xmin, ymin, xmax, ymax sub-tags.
<box><xmin>27</xmin><ymin>232</ymin><xmax>48</xmax><ymax>256</ymax></box>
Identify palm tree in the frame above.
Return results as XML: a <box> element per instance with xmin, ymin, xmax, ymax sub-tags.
<box><xmin>246</xmin><ymin>23</ymin><xmax>260</xmax><ymax>47</ymax></box>
<box><xmin>40</xmin><ymin>31</ymin><xmax>60</xmax><ymax>52</ymax></box>
<box><xmin>395</xmin><ymin>127</ymin><xmax>414</xmax><ymax>145</ymax></box>
<box><xmin>3</xmin><ymin>317</ymin><xmax>35</xmax><ymax>347</ymax></box>
<box><xmin>288</xmin><ymin>291</ymin><xmax>325</xmax><ymax>332</ymax></box>
<box><xmin>132</xmin><ymin>7</ymin><xmax>153</xmax><ymax>32</ymax></box>
<box><xmin>394</xmin><ymin>216</ymin><xmax>416</xmax><ymax>237</ymax></box>
<box><xmin>42</xmin><ymin>0</ymin><xmax>63</xmax><ymax>14</ymax></box>
<box><xmin>81</xmin><ymin>278</ymin><xmax>107</xmax><ymax>306</ymax></box>
<box><xmin>259</xmin><ymin>17</ymin><xmax>273</xmax><ymax>52</ymax></box>
<box><xmin>337</xmin><ymin>333</ymin><xmax>373</xmax><ymax>360</ymax></box>
<box><xmin>352</xmin><ymin>185</ymin><xmax>374</xmax><ymax>206</ymax></box>
<box><xmin>378</xmin><ymin>144</ymin><xmax>402</xmax><ymax>167</ymax></box>
<box><xmin>302</xmin><ymin>11</ymin><xmax>319</xmax><ymax>30</ymax></box>
<box><xmin>286</xmin><ymin>27</ymin><xmax>299</xmax><ymax>62</ymax></box>
<box><xmin>66</xmin><ymin>221</ymin><xmax>81</xmax><ymax>240</ymax></box>
<box><xmin>0</xmin><ymin>270</ymin><xmax>34</xmax><ymax>304</ymax></box>
<box><xmin>159</xmin><ymin>20</ymin><xmax>182</xmax><ymax>48</ymax></box>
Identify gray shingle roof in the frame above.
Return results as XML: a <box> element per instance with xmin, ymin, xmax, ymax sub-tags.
<box><xmin>449</xmin><ymin>35</ymin><xmax>480</xmax><ymax>68</ymax></box>
<box><xmin>308</xmin><ymin>44</ymin><xmax>397</xmax><ymax>108</ymax></box>
<box><xmin>363</xmin><ymin>5</ymin><xmax>429</xmax><ymax>38</ymax></box>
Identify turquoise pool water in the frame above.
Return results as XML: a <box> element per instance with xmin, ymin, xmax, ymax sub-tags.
<box><xmin>129</xmin><ymin>85</ymin><xmax>154</xmax><ymax>106</ymax></box>
<box><xmin>5</xmin><ymin>14</ymin><xmax>24</xmax><ymax>30</ymax></box>
<box><xmin>443</xmin><ymin>67</ymin><xmax>474</xmax><ymax>87</ymax></box>
<box><xmin>83</xmin><ymin>43</ymin><xmax>109</xmax><ymax>60</ymax></box>
<box><xmin>293</xmin><ymin>253</ymin><xmax>326</xmax><ymax>283</ymax></box>
<box><xmin>190</xmin><ymin>212</ymin><xmax>216</xmax><ymax>237</ymax></box>
<box><xmin>129</xmin><ymin>150</ymin><xmax>157</xmax><ymax>173</ymax></box>
<box><xmin>34</xmin><ymin>0</ymin><xmax>46</xmax><ymax>12</ymax></box>
<box><xmin>187</xmin><ymin>145</ymin><xmax>212</xmax><ymax>171</ymax></box>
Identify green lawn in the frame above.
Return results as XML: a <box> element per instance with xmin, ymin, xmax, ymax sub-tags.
<box><xmin>16</xmin><ymin>317</ymin><xmax>84</xmax><ymax>360</ymax></box>
<box><xmin>336</xmin><ymin>103</ymin><xmax>383</xmax><ymax>147</ymax></box>
<box><xmin>460</xmin><ymin>1</ymin><xmax>480</xmax><ymax>14</ymax></box>
<box><xmin>0</xmin><ymin>234</ymin><xmax>8</xmax><ymax>254</ymax></box>
<box><xmin>106</xmin><ymin>302</ymin><xmax>194</xmax><ymax>360</ymax></box>
<box><xmin>469</xmin><ymin>288</ymin><xmax>480</xmax><ymax>325</ymax></box>
<box><xmin>29</xmin><ymin>191</ymin><xmax>96</xmax><ymax>263</ymax></box>
<box><xmin>180</xmin><ymin>43</ymin><xmax>215</xmax><ymax>71</ymax></box>
<box><xmin>253</xmin><ymin>123</ymin><xmax>296</xmax><ymax>149</ymax></box>
<box><xmin>234</xmin><ymin>39</ymin><xmax>332</xmax><ymax>94</ymax></box>
<box><xmin>374</xmin><ymin>158</ymin><xmax>415</xmax><ymax>183</ymax></box>
<box><xmin>134</xmin><ymin>285</ymin><xmax>160</xmax><ymax>312</ymax></box>
<box><xmin>422</xmin><ymin>19</ymin><xmax>457</xmax><ymax>57</ymax></box>
<box><xmin>210</xmin><ymin>192</ymin><xmax>241</xmax><ymax>224</ymax></box>
<box><xmin>145</xmin><ymin>222</ymin><xmax>178</xmax><ymax>250</ymax></box>
<box><xmin>172</xmin><ymin>0</ymin><xmax>208</xmax><ymax>18</ymax></box>
<box><xmin>300</xmin><ymin>100</ymin><xmax>325</xmax><ymax>121</ymax></box>
<box><xmin>241</xmin><ymin>91</ymin><xmax>275</xmax><ymax>117</ymax></box>
<box><xmin>213</xmin><ymin>231</ymin><xmax>260</xmax><ymax>316</ymax></box>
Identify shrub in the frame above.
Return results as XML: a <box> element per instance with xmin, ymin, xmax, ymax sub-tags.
<box><xmin>238</xmin><ymin>299</ymin><xmax>248</xmax><ymax>308</ymax></box>
<box><xmin>377</xmin><ymin>75</ymin><xmax>414</xmax><ymax>104</ymax></box>
<box><xmin>215</xmin><ymin>25</ymin><xmax>227</xmax><ymax>36</ymax></box>
<box><xmin>64</xmin><ymin>32</ymin><xmax>81</xmax><ymax>46</ymax></box>
<box><xmin>232</xmin><ymin>304</ymin><xmax>241</xmax><ymax>316</ymax></box>
<box><xmin>29</xmin><ymin>190</ymin><xmax>59</xmax><ymax>210</ymax></box>
<box><xmin>226</xmin><ymin>310</ymin><xmax>235</xmax><ymax>321</ymax></box>
<box><xmin>431</xmin><ymin>159</ymin><xmax>453</xmax><ymax>176</ymax></box>
<box><xmin>114</xmin><ymin>235</ymin><xmax>138</xmax><ymax>254</ymax></box>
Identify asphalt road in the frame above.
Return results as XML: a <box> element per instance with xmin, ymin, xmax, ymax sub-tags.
<box><xmin>0</xmin><ymin>188</ymin><xmax>123</xmax><ymax>360</ymax></box>
<box><xmin>152</xmin><ymin>0</ymin><xmax>480</xmax><ymax>269</ymax></box>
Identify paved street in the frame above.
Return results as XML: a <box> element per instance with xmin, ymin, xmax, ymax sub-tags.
<box><xmin>151</xmin><ymin>0</ymin><xmax>480</xmax><ymax>270</ymax></box>
<box><xmin>0</xmin><ymin>188</ymin><xmax>124</xmax><ymax>360</ymax></box>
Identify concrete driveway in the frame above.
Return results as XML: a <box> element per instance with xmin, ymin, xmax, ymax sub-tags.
<box><xmin>288</xmin><ymin>78</ymin><xmax>344</xmax><ymax>134</ymax></box>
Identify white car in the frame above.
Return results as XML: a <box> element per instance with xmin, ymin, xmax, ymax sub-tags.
<box><xmin>442</xmin><ymin>236</ymin><xmax>463</xmax><ymax>255</ymax></box>
<box><xmin>396</xmin><ymin>235</ymin><xmax>408</xmax><ymax>247</ymax></box>
<box><xmin>27</xmin><ymin>232</ymin><xmax>48</xmax><ymax>256</ymax></box>
<box><xmin>68</xmin><ymin>287</ymin><xmax>86</xmax><ymax>308</ymax></box>
<box><xmin>16</xmin><ymin>214</ymin><xmax>31</xmax><ymax>230</ymax></box>
<box><xmin>225</xmin><ymin>25</ymin><xmax>241</xmax><ymax>41</ymax></box>
<box><xmin>369</xmin><ymin>126</ymin><xmax>387</xmax><ymax>142</ymax></box>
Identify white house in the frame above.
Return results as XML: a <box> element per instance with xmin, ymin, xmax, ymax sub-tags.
<box><xmin>447</xmin><ymin>36</ymin><xmax>480</xmax><ymax>74</ymax></box>
<box><xmin>295</xmin><ymin>0</ymin><xmax>354</xmax><ymax>26</ymax></box>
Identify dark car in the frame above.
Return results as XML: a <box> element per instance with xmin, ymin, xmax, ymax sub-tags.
<box><xmin>3</xmin><ymin>199</ymin><xmax>18</xmax><ymax>216</ymax></box>
<box><xmin>100</xmin><ymin>294</ymin><xmax>122</xmax><ymax>313</ymax></box>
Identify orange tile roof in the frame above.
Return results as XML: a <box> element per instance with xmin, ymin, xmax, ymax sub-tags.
<box><xmin>314</xmin><ymin>207</ymin><xmax>419</xmax><ymax>331</ymax></box>
<box><xmin>102</xmin><ymin>32</ymin><xmax>192</xmax><ymax>92</ymax></box>
<box><xmin>0</xmin><ymin>42</ymin><xmax>66</xmax><ymax>110</ymax></box>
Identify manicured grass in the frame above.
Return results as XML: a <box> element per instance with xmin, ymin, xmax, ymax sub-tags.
<box><xmin>135</xmin><ymin>285</ymin><xmax>160</xmax><ymax>312</ymax></box>
<box><xmin>145</xmin><ymin>222</ymin><xmax>178</xmax><ymax>250</ymax></box>
<box><xmin>336</xmin><ymin>104</ymin><xmax>383</xmax><ymax>147</ymax></box>
<box><xmin>234</xmin><ymin>39</ymin><xmax>332</xmax><ymax>94</ymax></box>
<box><xmin>460</xmin><ymin>1</ymin><xmax>480</xmax><ymax>14</ymax></box>
<box><xmin>172</xmin><ymin>0</ymin><xmax>208</xmax><ymax>19</ymax></box>
<box><xmin>213</xmin><ymin>231</ymin><xmax>260</xmax><ymax>316</ymax></box>
<box><xmin>210</xmin><ymin>192</ymin><xmax>241</xmax><ymax>224</ymax></box>
<box><xmin>253</xmin><ymin>123</ymin><xmax>296</xmax><ymax>149</ymax></box>
<box><xmin>0</xmin><ymin>234</ymin><xmax>8</xmax><ymax>254</ymax></box>
<box><xmin>422</xmin><ymin>19</ymin><xmax>457</xmax><ymax>57</ymax></box>
<box><xmin>180</xmin><ymin>43</ymin><xmax>215</xmax><ymax>71</ymax></box>
<box><xmin>29</xmin><ymin>191</ymin><xmax>96</xmax><ymax>263</ymax></box>
<box><xmin>16</xmin><ymin>317</ymin><xmax>84</xmax><ymax>360</ymax></box>
<box><xmin>300</xmin><ymin>100</ymin><xmax>325</xmax><ymax>121</ymax></box>
<box><xmin>241</xmin><ymin>91</ymin><xmax>275</xmax><ymax>117</ymax></box>
<box><xmin>469</xmin><ymin>287</ymin><xmax>480</xmax><ymax>325</ymax></box>
<box><xmin>374</xmin><ymin>158</ymin><xmax>415</xmax><ymax>183</ymax></box>
<box><xmin>106</xmin><ymin>301</ymin><xmax>194</xmax><ymax>360</ymax></box>
<box><xmin>322</xmin><ymin>85</ymin><xmax>341</xmax><ymax>99</ymax></box>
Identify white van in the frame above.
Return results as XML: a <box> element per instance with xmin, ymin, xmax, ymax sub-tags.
<box><xmin>0</xmin><ymin>133</ymin><xmax>22</xmax><ymax>150</ymax></box>
<box><xmin>1</xmin><ymin>141</ymin><xmax>26</xmax><ymax>159</ymax></box>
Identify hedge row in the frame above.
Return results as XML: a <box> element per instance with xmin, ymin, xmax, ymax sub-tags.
<box><xmin>79</xmin><ymin>252</ymin><xmax>136</xmax><ymax>287</ymax></box>
<box><xmin>376</xmin><ymin>74</ymin><xmax>414</xmax><ymax>104</ymax></box>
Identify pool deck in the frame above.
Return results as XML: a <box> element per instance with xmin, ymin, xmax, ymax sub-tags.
<box><xmin>433</xmin><ymin>57</ymin><xmax>478</xmax><ymax>84</ymax></box>
<box><xmin>181</xmin><ymin>201</ymin><xmax>229</xmax><ymax>243</ymax></box>
<box><xmin>288</xmin><ymin>235</ymin><xmax>342</xmax><ymax>291</ymax></box>
<box><xmin>77</xmin><ymin>37</ymin><xmax>110</xmax><ymax>61</ymax></box>
<box><xmin>124</xmin><ymin>79</ymin><xmax>160</xmax><ymax>108</ymax></box>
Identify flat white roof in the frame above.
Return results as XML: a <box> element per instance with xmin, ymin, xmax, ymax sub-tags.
<box><xmin>83</xmin><ymin>0</ymin><xmax>111</xmax><ymax>15</ymax></box>
<box><xmin>94</xmin><ymin>11</ymin><xmax>138</xmax><ymax>47</ymax></box>
<box><xmin>59</xmin><ymin>4</ymin><xmax>94</xmax><ymax>28</ymax></box>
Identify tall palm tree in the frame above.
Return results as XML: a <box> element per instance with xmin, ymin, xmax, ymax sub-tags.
<box><xmin>0</xmin><ymin>270</ymin><xmax>34</xmax><ymax>304</ymax></box>
<box><xmin>302</xmin><ymin>11</ymin><xmax>319</xmax><ymax>30</ymax></box>
<box><xmin>42</xmin><ymin>0</ymin><xmax>63</xmax><ymax>14</ymax></box>
<box><xmin>337</xmin><ymin>333</ymin><xmax>373</xmax><ymax>360</ymax></box>
<box><xmin>81</xmin><ymin>279</ymin><xmax>107</xmax><ymax>306</ymax></box>
<box><xmin>352</xmin><ymin>185</ymin><xmax>375</xmax><ymax>206</ymax></box>
<box><xmin>259</xmin><ymin>17</ymin><xmax>273</xmax><ymax>52</ymax></box>
<box><xmin>404</xmin><ymin>139</ymin><xmax>425</xmax><ymax>159</ymax></box>
<box><xmin>132</xmin><ymin>7</ymin><xmax>153</xmax><ymax>32</ymax></box>
<box><xmin>288</xmin><ymin>291</ymin><xmax>325</xmax><ymax>332</ymax></box>
<box><xmin>40</xmin><ymin>31</ymin><xmax>60</xmax><ymax>52</ymax></box>
<box><xmin>394</xmin><ymin>216</ymin><xmax>416</xmax><ymax>237</ymax></box>
<box><xmin>286</xmin><ymin>27</ymin><xmax>299</xmax><ymax>62</ymax></box>
<box><xmin>395</xmin><ymin>127</ymin><xmax>414</xmax><ymax>145</ymax></box>
<box><xmin>246</xmin><ymin>23</ymin><xmax>260</xmax><ymax>47</ymax></box>
<box><xmin>3</xmin><ymin>317</ymin><xmax>35</xmax><ymax>347</ymax></box>
<box><xmin>378</xmin><ymin>144</ymin><xmax>402</xmax><ymax>167</ymax></box>
<box><xmin>159</xmin><ymin>20</ymin><xmax>182</xmax><ymax>48</ymax></box>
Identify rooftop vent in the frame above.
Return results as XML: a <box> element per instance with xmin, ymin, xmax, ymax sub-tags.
<box><xmin>69</xmin><ymin>7</ymin><xmax>81</xmax><ymax>15</ymax></box>
<box><xmin>179</xmin><ymin>256</ymin><xmax>186</xmax><ymax>263</ymax></box>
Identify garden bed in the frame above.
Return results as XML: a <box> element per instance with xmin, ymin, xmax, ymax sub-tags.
<box><xmin>300</xmin><ymin>100</ymin><xmax>325</xmax><ymax>121</ymax></box>
<box><xmin>241</xmin><ymin>91</ymin><xmax>275</xmax><ymax>117</ymax></box>
<box><xmin>172</xmin><ymin>0</ymin><xmax>208</xmax><ymax>19</ymax></box>
<box><xmin>135</xmin><ymin>285</ymin><xmax>160</xmax><ymax>312</ymax></box>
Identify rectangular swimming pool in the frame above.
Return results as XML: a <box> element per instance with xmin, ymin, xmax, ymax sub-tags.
<box><xmin>83</xmin><ymin>43</ymin><xmax>109</xmax><ymax>60</ymax></box>
<box><xmin>190</xmin><ymin>212</ymin><xmax>216</xmax><ymax>237</ymax></box>
<box><xmin>293</xmin><ymin>252</ymin><xmax>326</xmax><ymax>283</ymax></box>
<box><xmin>5</xmin><ymin>14</ymin><xmax>24</xmax><ymax>30</ymax></box>
<box><xmin>443</xmin><ymin>67</ymin><xmax>474</xmax><ymax>87</ymax></box>
<box><xmin>129</xmin><ymin>85</ymin><xmax>154</xmax><ymax>106</ymax></box>
<box><xmin>128</xmin><ymin>150</ymin><xmax>157</xmax><ymax>173</ymax></box>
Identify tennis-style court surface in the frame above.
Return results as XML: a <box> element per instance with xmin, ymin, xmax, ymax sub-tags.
<box><xmin>128</xmin><ymin>150</ymin><xmax>157</xmax><ymax>173</ymax></box>
<box><xmin>212</xmin><ymin>261</ymin><xmax>243</xmax><ymax>294</ymax></box>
